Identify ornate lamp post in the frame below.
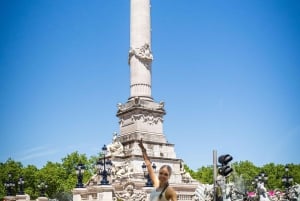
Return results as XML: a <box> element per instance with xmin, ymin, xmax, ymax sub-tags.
<box><xmin>252</xmin><ymin>172</ymin><xmax>268</xmax><ymax>186</ymax></box>
<box><xmin>17</xmin><ymin>176</ymin><xmax>25</xmax><ymax>195</ymax></box>
<box><xmin>282</xmin><ymin>165</ymin><xmax>293</xmax><ymax>200</ymax></box>
<box><xmin>4</xmin><ymin>173</ymin><xmax>15</xmax><ymax>196</ymax></box>
<box><xmin>252</xmin><ymin>176</ymin><xmax>258</xmax><ymax>188</ymax></box>
<box><xmin>38</xmin><ymin>181</ymin><xmax>48</xmax><ymax>197</ymax></box>
<box><xmin>258</xmin><ymin>172</ymin><xmax>268</xmax><ymax>185</ymax></box>
<box><xmin>75</xmin><ymin>163</ymin><xmax>86</xmax><ymax>188</ymax></box>
<box><xmin>96</xmin><ymin>144</ymin><xmax>113</xmax><ymax>185</ymax></box>
<box><xmin>142</xmin><ymin>162</ymin><xmax>156</xmax><ymax>187</ymax></box>
<box><xmin>252</xmin><ymin>172</ymin><xmax>268</xmax><ymax>201</ymax></box>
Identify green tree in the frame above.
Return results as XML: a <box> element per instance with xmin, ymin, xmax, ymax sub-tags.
<box><xmin>60</xmin><ymin>152</ymin><xmax>92</xmax><ymax>191</ymax></box>
<box><xmin>231</xmin><ymin>161</ymin><xmax>259</xmax><ymax>191</ymax></box>
<box><xmin>188</xmin><ymin>161</ymin><xmax>300</xmax><ymax>191</ymax></box>
<box><xmin>21</xmin><ymin>165</ymin><xmax>39</xmax><ymax>198</ymax></box>
<box><xmin>0</xmin><ymin>159</ymin><xmax>23</xmax><ymax>198</ymax></box>
<box><xmin>37</xmin><ymin>161</ymin><xmax>66</xmax><ymax>198</ymax></box>
<box><xmin>2</xmin><ymin>153</ymin><xmax>300</xmax><ymax>200</ymax></box>
<box><xmin>191</xmin><ymin>165</ymin><xmax>214</xmax><ymax>184</ymax></box>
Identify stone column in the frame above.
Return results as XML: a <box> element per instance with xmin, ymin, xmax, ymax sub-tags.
<box><xmin>129</xmin><ymin>0</ymin><xmax>153</xmax><ymax>99</ymax></box>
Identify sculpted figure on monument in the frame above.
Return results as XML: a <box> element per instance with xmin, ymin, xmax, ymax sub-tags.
<box><xmin>107</xmin><ymin>132</ymin><xmax>124</xmax><ymax>156</ymax></box>
<box><xmin>111</xmin><ymin>161</ymin><xmax>134</xmax><ymax>181</ymax></box>
<box><xmin>128</xmin><ymin>43</ymin><xmax>153</xmax><ymax>64</ymax></box>
<box><xmin>137</xmin><ymin>43</ymin><xmax>153</xmax><ymax>60</ymax></box>
<box><xmin>114</xmin><ymin>182</ymin><xmax>147</xmax><ymax>201</ymax></box>
<box><xmin>180</xmin><ymin>161</ymin><xmax>193</xmax><ymax>183</ymax></box>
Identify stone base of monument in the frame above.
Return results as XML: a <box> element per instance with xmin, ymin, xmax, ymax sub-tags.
<box><xmin>73</xmin><ymin>178</ymin><xmax>199</xmax><ymax>201</ymax></box>
<box><xmin>73</xmin><ymin>185</ymin><xmax>114</xmax><ymax>201</ymax></box>
<box><xmin>16</xmin><ymin>194</ymin><xmax>29</xmax><ymax>201</ymax></box>
<box><xmin>4</xmin><ymin>196</ymin><xmax>16</xmax><ymax>201</ymax></box>
<box><xmin>37</xmin><ymin>197</ymin><xmax>48</xmax><ymax>201</ymax></box>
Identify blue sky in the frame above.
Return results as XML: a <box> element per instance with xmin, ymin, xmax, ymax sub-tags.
<box><xmin>0</xmin><ymin>1</ymin><xmax>300</xmax><ymax>171</ymax></box>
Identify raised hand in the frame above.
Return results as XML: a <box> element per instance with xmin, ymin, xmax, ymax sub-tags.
<box><xmin>138</xmin><ymin>138</ymin><xmax>146</xmax><ymax>153</ymax></box>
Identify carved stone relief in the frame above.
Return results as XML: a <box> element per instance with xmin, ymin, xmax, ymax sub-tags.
<box><xmin>113</xmin><ymin>182</ymin><xmax>147</xmax><ymax>201</ymax></box>
<box><xmin>128</xmin><ymin>43</ymin><xmax>153</xmax><ymax>68</ymax></box>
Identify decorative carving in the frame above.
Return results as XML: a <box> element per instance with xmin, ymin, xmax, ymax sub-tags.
<box><xmin>128</xmin><ymin>43</ymin><xmax>153</xmax><ymax>65</ymax></box>
<box><xmin>107</xmin><ymin>132</ymin><xmax>124</xmax><ymax>157</ymax></box>
<box><xmin>131</xmin><ymin>114</ymin><xmax>163</xmax><ymax>125</ymax></box>
<box><xmin>114</xmin><ymin>182</ymin><xmax>147</xmax><ymax>201</ymax></box>
<box><xmin>158</xmin><ymin>101</ymin><xmax>165</xmax><ymax>109</ymax></box>
<box><xmin>85</xmin><ymin>174</ymin><xmax>99</xmax><ymax>186</ymax></box>
<box><xmin>111</xmin><ymin>161</ymin><xmax>134</xmax><ymax>181</ymax></box>
<box><xmin>134</xmin><ymin>96</ymin><xmax>140</xmax><ymax>105</ymax></box>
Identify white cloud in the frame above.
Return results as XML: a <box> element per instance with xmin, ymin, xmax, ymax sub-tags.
<box><xmin>16</xmin><ymin>146</ymin><xmax>59</xmax><ymax>162</ymax></box>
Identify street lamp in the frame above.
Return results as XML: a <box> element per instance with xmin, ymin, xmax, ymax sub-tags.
<box><xmin>142</xmin><ymin>162</ymin><xmax>156</xmax><ymax>187</ymax></box>
<box><xmin>282</xmin><ymin>165</ymin><xmax>293</xmax><ymax>199</ymax></box>
<box><xmin>96</xmin><ymin>144</ymin><xmax>113</xmax><ymax>185</ymax></box>
<box><xmin>75</xmin><ymin>163</ymin><xmax>86</xmax><ymax>188</ymax></box>
<box><xmin>38</xmin><ymin>181</ymin><xmax>48</xmax><ymax>197</ymax></box>
<box><xmin>252</xmin><ymin>172</ymin><xmax>268</xmax><ymax>187</ymax></box>
<box><xmin>258</xmin><ymin>172</ymin><xmax>268</xmax><ymax>184</ymax></box>
<box><xmin>17</xmin><ymin>176</ymin><xmax>25</xmax><ymax>195</ymax></box>
<box><xmin>251</xmin><ymin>176</ymin><xmax>259</xmax><ymax>190</ymax></box>
<box><xmin>4</xmin><ymin>173</ymin><xmax>15</xmax><ymax>196</ymax></box>
<box><xmin>252</xmin><ymin>172</ymin><xmax>268</xmax><ymax>201</ymax></box>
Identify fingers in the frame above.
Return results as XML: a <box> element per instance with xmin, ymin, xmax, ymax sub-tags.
<box><xmin>138</xmin><ymin>138</ymin><xmax>143</xmax><ymax>146</ymax></box>
<box><xmin>138</xmin><ymin>138</ymin><xmax>147</xmax><ymax>152</ymax></box>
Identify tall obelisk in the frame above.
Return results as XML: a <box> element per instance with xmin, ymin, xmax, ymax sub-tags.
<box><xmin>117</xmin><ymin>0</ymin><xmax>169</xmax><ymax>145</ymax></box>
<box><xmin>115</xmin><ymin>1</ymin><xmax>185</xmax><ymax>187</ymax></box>
<box><xmin>116</xmin><ymin>0</ymin><xmax>190</xmax><ymax>186</ymax></box>
<box><xmin>73</xmin><ymin>2</ymin><xmax>199</xmax><ymax>200</ymax></box>
<box><xmin>128</xmin><ymin>0</ymin><xmax>153</xmax><ymax>100</ymax></box>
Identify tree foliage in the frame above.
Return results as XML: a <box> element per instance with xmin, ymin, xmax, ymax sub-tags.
<box><xmin>0</xmin><ymin>152</ymin><xmax>93</xmax><ymax>200</ymax></box>
<box><xmin>186</xmin><ymin>161</ymin><xmax>300</xmax><ymax>192</ymax></box>
<box><xmin>1</xmin><ymin>154</ymin><xmax>300</xmax><ymax>200</ymax></box>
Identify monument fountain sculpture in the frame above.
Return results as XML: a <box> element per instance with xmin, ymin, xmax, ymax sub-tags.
<box><xmin>73</xmin><ymin>0</ymin><xmax>201</xmax><ymax>200</ymax></box>
<box><xmin>194</xmin><ymin>183</ymin><xmax>214</xmax><ymax>201</ymax></box>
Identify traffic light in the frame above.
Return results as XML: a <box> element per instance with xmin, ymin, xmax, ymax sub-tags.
<box><xmin>218</xmin><ymin>154</ymin><xmax>233</xmax><ymax>177</ymax></box>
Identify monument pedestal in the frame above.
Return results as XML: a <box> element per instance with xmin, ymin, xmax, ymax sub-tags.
<box><xmin>73</xmin><ymin>0</ymin><xmax>202</xmax><ymax>200</ymax></box>
<box><xmin>37</xmin><ymin>197</ymin><xmax>48</xmax><ymax>201</ymax></box>
<box><xmin>16</xmin><ymin>194</ymin><xmax>29</xmax><ymax>201</ymax></box>
<box><xmin>73</xmin><ymin>186</ymin><xmax>114</xmax><ymax>201</ymax></box>
<box><xmin>4</xmin><ymin>196</ymin><xmax>16</xmax><ymax>201</ymax></box>
<box><xmin>73</xmin><ymin>188</ymin><xmax>87</xmax><ymax>201</ymax></box>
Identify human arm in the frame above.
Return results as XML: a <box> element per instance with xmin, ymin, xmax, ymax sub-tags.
<box><xmin>138</xmin><ymin>139</ymin><xmax>159</xmax><ymax>187</ymax></box>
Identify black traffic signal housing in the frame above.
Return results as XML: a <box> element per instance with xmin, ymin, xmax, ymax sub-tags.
<box><xmin>218</xmin><ymin>154</ymin><xmax>233</xmax><ymax>177</ymax></box>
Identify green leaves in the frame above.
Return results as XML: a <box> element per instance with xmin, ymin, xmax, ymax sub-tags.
<box><xmin>185</xmin><ymin>161</ymin><xmax>300</xmax><ymax>191</ymax></box>
<box><xmin>1</xmin><ymin>154</ymin><xmax>300</xmax><ymax>200</ymax></box>
<box><xmin>0</xmin><ymin>152</ymin><xmax>93</xmax><ymax>200</ymax></box>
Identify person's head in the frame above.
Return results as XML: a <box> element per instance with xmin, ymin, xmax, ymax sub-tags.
<box><xmin>158</xmin><ymin>165</ymin><xmax>172</xmax><ymax>184</ymax></box>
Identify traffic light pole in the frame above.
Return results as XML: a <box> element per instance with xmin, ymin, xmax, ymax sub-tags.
<box><xmin>213</xmin><ymin>150</ymin><xmax>217</xmax><ymax>201</ymax></box>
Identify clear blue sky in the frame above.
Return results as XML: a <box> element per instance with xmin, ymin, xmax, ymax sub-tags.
<box><xmin>1</xmin><ymin>1</ymin><xmax>300</xmax><ymax>171</ymax></box>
